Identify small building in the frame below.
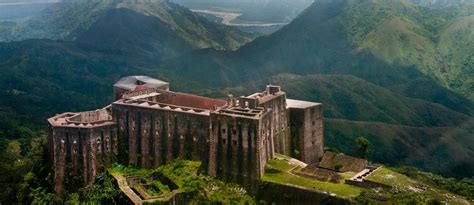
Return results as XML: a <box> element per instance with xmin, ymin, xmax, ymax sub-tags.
<box><xmin>113</xmin><ymin>76</ymin><xmax>170</xmax><ymax>100</ymax></box>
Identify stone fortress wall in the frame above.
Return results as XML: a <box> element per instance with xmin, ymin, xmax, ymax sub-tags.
<box><xmin>48</xmin><ymin>76</ymin><xmax>324</xmax><ymax>194</ymax></box>
<box><xmin>47</xmin><ymin>107</ymin><xmax>117</xmax><ymax>194</ymax></box>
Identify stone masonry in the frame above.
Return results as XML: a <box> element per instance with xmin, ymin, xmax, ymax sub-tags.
<box><xmin>48</xmin><ymin>76</ymin><xmax>324</xmax><ymax>193</ymax></box>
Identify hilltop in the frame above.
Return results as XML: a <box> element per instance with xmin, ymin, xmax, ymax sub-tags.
<box><xmin>0</xmin><ymin>0</ymin><xmax>253</xmax><ymax>60</ymax></box>
<box><xmin>0</xmin><ymin>0</ymin><xmax>471</xmax><ymax>180</ymax></box>
<box><xmin>160</xmin><ymin>0</ymin><xmax>474</xmax><ymax>177</ymax></box>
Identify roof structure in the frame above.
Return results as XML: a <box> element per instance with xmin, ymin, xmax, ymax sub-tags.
<box><xmin>213</xmin><ymin>106</ymin><xmax>268</xmax><ymax>119</ymax></box>
<box><xmin>286</xmin><ymin>99</ymin><xmax>321</xmax><ymax>109</ymax></box>
<box><xmin>114</xmin><ymin>76</ymin><xmax>169</xmax><ymax>91</ymax></box>
<box><xmin>113</xmin><ymin>99</ymin><xmax>211</xmax><ymax>116</ymax></box>
<box><xmin>158</xmin><ymin>92</ymin><xmax>227</xmax><ymax>110</ymax></box>
<box><xmin>48</xmin><ymin>106</ymin><xmax>115</xmax><ymax>128</ymax></box>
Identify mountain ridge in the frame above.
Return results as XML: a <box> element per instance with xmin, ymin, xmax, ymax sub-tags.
<box><xmin>0</xmin><ymin>0</ymin><xmax>254</xmax><ymax>60</ymax></box>
<box><xmin>0</xmin><ymin>0</ymin><xmax>472</xmax><ymax>179</ymax></box>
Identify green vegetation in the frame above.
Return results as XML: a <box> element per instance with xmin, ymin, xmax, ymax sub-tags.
<box><xmin>158</xmin><ymin>0</ymin><xmax>474</xmax><ymax>180</ymax></box>
<box><xmin>0</xmin><ymin>0</ymin><xmax>253</xmax><ymax>58</ymax></box>
<box><xmin>0</xmin><ymin>132</ymin><xmax>123</xmax><ymax>204</ymax></box>
<box><xmin>361</xmin><ymin>167</ymin><xmax>470</xmax><ymax>204</ymax></box>
<box><xmin>396</xmin><ymin>166</ymin><xmax>474</xmax><ymax>200</ymax></box>
<box><xmin>341</xmin><ymin>0</ymin><xmax>474</xmax><ymax>101</ymax></box>
<box><xmin>110</xmin><ymin>160</ymin><xmax>256</xmax><ymax>204</ymax></box>
<box><xmin>356</xmin><ymin>137</ymin><xmax>370</xmax><ymax>159</ymax></box>
<box><xmin>230</xmin><ymin>74</ymin><xmax>474</xmax><ymax>178</ymax></box>
<box><xmin>263</xmin><ymin>158</ymin><xmax>365</xmax><ymax>198</ymax></box>
<box><xmin>366</xmin><ymin>167</ymin><xmax>416</xmax><ymax>187</ymax></box>
<box><xmin>264</xmin><ymin>157</ymin><xmax>471</xmax><ymax>204</ymax></box>
<box><xmin>0</xmin><ymin>2</ymin><xmax>471</xmax><ymax>204</ymax></box>
<box><xmin>170</xmin><ymin>0</ymin><xmax>313</xmax><ymax>24</ymax></box>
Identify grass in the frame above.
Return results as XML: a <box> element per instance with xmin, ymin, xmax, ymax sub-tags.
<box><xmin>367</xmin><ymin>167</ymin><xmax>416</xmax><ymax>187</ymax></box>
<box><xmin>340</xmin><ymin>171</ymin><xmax>358</xmax><ymax>180</ymax></box>
<box><xmin>263</xmin><ymin>158</ymin><xmax>365</xmax><ymax>199</ymax></box>
<box><xmin>110</xmin><ymin>160</ymin><xmax>255</xmax><ymax>204</ymax></box>
<box><xmin>365</xmin><ymin>167</ymin><xmax>470</xmax><ymax>204</ymax></box>
<box><xmin>263</xmin><ymin>160</ymin><xmax>471</xmax><ymax>204</ymax></box>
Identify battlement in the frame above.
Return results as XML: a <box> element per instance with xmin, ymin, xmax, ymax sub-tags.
<box><xmin>113</xmin><ymin>98</ymin><xmax>211</xmax><ymax>116</ymax></box>
<box><xmin>48</xmin><ymin>106</ymin><xmax>115</xmax><ymax>128</ymax></box>
<box><xmin>214</xmin><ymin>106</ymin><xmax>268</xmax><ymax>119</ymax></box>
<box><xmin>246</xmin><ymin>85</ymin><xmax>285</xmax><ymax>105</ymax></box>
<box><xmin>158</xmin><ymin>92</ymin><xmax>227</xmax><ymax>110</ymax></box>
<box><xmin>48</xmin><ymin>76</ymin><xmax>324</xmax><ymax>195</ymax></box>
<box><xmin>122</xmin><ymin>87</ymin><xmax>160</xmax><ymax>99</ymax></box>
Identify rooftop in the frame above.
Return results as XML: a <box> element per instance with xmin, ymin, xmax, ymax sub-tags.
<box><xmin>158</xmin><ymin>92</ymin><xmax>226</xmax><ymax>110</ymax></box>
<box><xmin>246</xmin><ymin>85</ymin><xmax>286</xmax><ymax>104</ymax></box>
<box><xmin>213</xmin><ymin>106</ymin><xmax>268</xmax><ymax>119</ymax></box>
<box><xmin>286</xmin><ymin>99</ymin><xmax>321</xmax><ymax>109</ymax></box>
<box><xmin>48</xmin><ymin>106</ymin><xmax>115</xmax><ymax>128</ymax></box>
<box><xmin>114</xmin><ymin>99</ymin><xmax>211</xmax><ymax>116</ymax></box>
<box><xmin>114</xmin><ymin>76</ymin><xmax>169</xmax><ymax>91</ymax></box>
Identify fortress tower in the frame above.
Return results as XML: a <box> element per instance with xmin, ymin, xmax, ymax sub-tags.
<box><xmin>48</xmin><ymin>76</ymin><xmax>324</xmax><ymax>193</ymax></box>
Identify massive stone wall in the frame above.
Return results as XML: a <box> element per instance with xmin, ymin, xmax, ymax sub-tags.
<box><xmin>288</xmin><ymin>104</ymin><xmax>324</xmax><ymax>165</ymax></box>
<box><xmin>250</xmin><ymin>86</ymin><xmax>290</xmax><ymax>155</ymax></box>
<box><xmin>48</xmin><ymin>78</ymin><xmax>326</xmax><ymax>196</ymax></box>
<box><xmin>208</xmin><ymin>110</ymin><xmax>273</xmax><ymax>189</ymax></box>
<box><xmin>49</xmin><ymin>124</ymin><xmax>117</xmax><ymax>194</ymax></box>
<box><xmin>113</xmin><ymin>103</ymin><xmax>211</xmax><ymax>168</ymax></box>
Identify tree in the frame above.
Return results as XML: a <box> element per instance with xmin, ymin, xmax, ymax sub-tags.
<box><xmin>356</xmin><ymin>137</ymin><xmax>369</xmax><ymax>159</ymax></box>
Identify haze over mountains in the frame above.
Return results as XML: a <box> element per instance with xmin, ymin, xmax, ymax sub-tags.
<box><xmin>0</xmin><ymin>0</ymin><xmax>253</xmax><ymax>57</ymax></box>
<box><xmin>170</xmin><ymin>0</ymin><xmax>314</xmax><ymax>23</ymax></box>
<box><xmin>412</xmin><ymin>0</ymin><xmax>474</xmax><ymax>7</ymax></box>
<box><xmin>0</xmin><ymin>0</ymin><xmax>472</xmax><ymax>179</ymax></box>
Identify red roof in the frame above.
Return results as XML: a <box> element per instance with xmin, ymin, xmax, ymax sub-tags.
<box><xmin>159</xmin><ymin>93</ymin><xmax>226</xmax><ymax>110</ymax></box>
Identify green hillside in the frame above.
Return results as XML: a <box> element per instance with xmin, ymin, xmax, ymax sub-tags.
<box><xmin>162</xmin><ymin>0</ymin><xmax>474</xmax><ymax>113</ymax></box>
<box><xmin>341</xmin><ymin>0</ymin><xmax>474</xmax><ymax>100</ymax></box>
<box><xmin>412</xmin><ymin>0</ymin><xmax>474</xmax><ymax>7</ymax></box>
<box><xmin>326</xmin><ymin>119</ymin><xmax>474</xmax><ymax>178</ymax></box>
<box><xmin>0</xmin><ymin>0</ymin><xmax>472</xmax><ymax>180</ymax></box>
<box><xmin>230</xmin><ymin>74</ymin><xmax>474</xmax><ymax>177</ymax></box>
<box><xmin>0</xmin><ymin>0</ymin><xmax>253</xmax><ymax>60</ymax></box>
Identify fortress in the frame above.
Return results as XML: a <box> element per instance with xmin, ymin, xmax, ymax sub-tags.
<box><xmin>48</xmin><ymin>76</ymin><xmax>324</xmax><ymax>194</ymax></box>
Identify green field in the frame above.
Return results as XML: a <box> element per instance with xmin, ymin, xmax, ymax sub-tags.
<box><xmin>365</xmin><ymin>167</ymin><xmax>470</xmax><ymax>204</ymax></box>
<box><xmin>262</xmin><ymin>158</ymin><xmax>471</xmax><ymax>204</ymax></box>
<box><xmin>263</xmin><ymin>158</ymin><xmax>365</xmax><ymax>199</ymax></box>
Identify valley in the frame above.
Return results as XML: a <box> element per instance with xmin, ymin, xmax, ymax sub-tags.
<box><xmin>191</xmin><ymin>9</ymin><xmax>288</xmax><ymax>27</ymax></box>
<box><xmin>0</xmin><ymin>0</ymin><xmax>473</xmax><ymax>204</ymax></box>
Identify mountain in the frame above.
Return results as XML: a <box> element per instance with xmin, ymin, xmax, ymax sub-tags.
<box><xmin>0</xmin><ymin>0</ymin><xmax>472</xmax><ymax>179</ymax></box>
<box><xmin>163</xmin><ymin>0</ymin><xmax>474</xmax><ymax>112</ymax></box>
<box><xmin>170</xmin><ymin>0</ymin><xmax>314</xmax><ymax>23</ymax></box>
<box><xmin>0</xmin><ymin>0</ymin><xmax>253</xmax><ymax>60</ymax></box>
<box><xmin>234</xmin><ymin>74</ymin><xmax>474</xmax><ymax>177</ymax></box>
<box><xmin>159</xmin><ymin>0</ymin><xmax>474</xmax><ymax>177</ymax></box>
<box><xmin>411</xmin><ymin>0</ymin><xmax>474</xmax><ymax>7</ymax></box>
<box><xmin>0</xmin><ymin>1</ymin><xmax>57</xmax><ymax>22</ymax></box>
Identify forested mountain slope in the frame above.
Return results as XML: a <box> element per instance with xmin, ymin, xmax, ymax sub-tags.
<box><xmin>0</xmin><ymin>0</ymin><xmax>253</xmax><ymax>60</ymax></box>
<box><xmin>0</xmin><ymin>0</ymin><xmax>472</xmax><ymax>179</ymax></box>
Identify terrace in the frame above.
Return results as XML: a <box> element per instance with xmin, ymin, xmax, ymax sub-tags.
<box><xmin>262</xmin><ymin>154</ymin><xmax>365</xmax><ymax>199</ymax></box>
